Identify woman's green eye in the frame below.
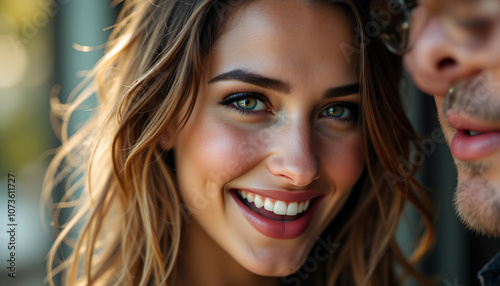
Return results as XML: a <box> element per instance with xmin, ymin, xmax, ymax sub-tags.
<box><xmin>235</xmin><ymin>98</ymin><xmax>257</xmax><ymax>110</ymax></box>
<box><xmin>323</xmin><ymin>106</ymin><xmax>352</xmax><ymax>118</ymax></box>
<box><xmin>232</xmin><ymin>97</ymin><xmax>266</xmax><ymax>111</ymax></box>
<box><xmin>218</xmin><ymin>93</ymin><xmax>270</xmax><ymax>115</ymax></box>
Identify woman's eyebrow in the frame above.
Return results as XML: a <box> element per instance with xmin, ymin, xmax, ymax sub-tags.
<box><xmin>209</xmin><ymin>68</ymin><xmax>359</xmax><ymax>98</ymax></box>
<box><xmin>325</xmin><ymin>83</ymin><xmax>360</xmax><ymax>98</ymax></box>
<box><xmin>208</xmin><ymin>69</ymin><xmax>292</xmax><ymax>94</ymax></box>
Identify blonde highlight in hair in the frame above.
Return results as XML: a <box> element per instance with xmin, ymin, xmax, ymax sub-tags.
<box><xmin>44</xmin><ymin>0</ymin><xmax>435</xmax><ymax>285</ymax></box>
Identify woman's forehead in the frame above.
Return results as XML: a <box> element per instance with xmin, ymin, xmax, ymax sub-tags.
<box><xmin>220</xmin><ymin>0</ymin><xmax>350</xmax><ymax>34</ymax></box>
<box><xmin>203</xmin><ymin>0</ymin><xmax>359</xmax><ymax>99</ymax></box>
<box><xmin>207</xmin><ymin>0</ymin><xmax>357</xmax><ymax>81</ymax></box>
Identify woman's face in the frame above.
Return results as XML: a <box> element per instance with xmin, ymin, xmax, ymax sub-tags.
<box><xmin>171</xmin><ymin>0</ymin><xmax>364</xmax><ymax>277</ymax></box>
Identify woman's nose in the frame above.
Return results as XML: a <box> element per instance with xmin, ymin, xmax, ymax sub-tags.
<box><xmin>404</xmin><ymin>16</ymin><xmax>500</xmax><ymax>96</ymax></box>
<box><xmin>267</xmin><ymin>122</ymin><xmax>320</xmax><ymax>187</ymax></box>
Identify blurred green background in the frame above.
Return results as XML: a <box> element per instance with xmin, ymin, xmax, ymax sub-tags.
<box><xmin>0</xmin><ymin>0</ymin><xmax>115</xmax><ymax>285</ymax></box>
<box><xmin>0</xmin><ymin>1</ymin><xmax>499</xmax><ymax>285</ymax></box>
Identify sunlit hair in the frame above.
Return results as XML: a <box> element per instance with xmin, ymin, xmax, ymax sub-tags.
<box><xmin>43</xmin><ymin>0</ymin><xmax>435</xmax><ymax>285</ymax></box>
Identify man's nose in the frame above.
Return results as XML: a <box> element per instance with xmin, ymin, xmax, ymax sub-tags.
<box><xmin>267</xmin><ymin>122</ymin><xmax>320</xmax><ymax>187</ymax></box>
<box><xmin>404</xmin><ymin>16</ymin><xmax>499</xmax><ymax>96</ymax></box>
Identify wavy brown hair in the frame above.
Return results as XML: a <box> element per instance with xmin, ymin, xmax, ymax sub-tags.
<box><xmin>43</xmin><ymin>0</ymin><xmax>435</xmax><ymax>285</ymax></box>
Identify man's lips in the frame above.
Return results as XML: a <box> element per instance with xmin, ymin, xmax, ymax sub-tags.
<box><xmin>446</xmin><ymin>112</ymin><xmax>500</xmax><ymax>160</ymax></box>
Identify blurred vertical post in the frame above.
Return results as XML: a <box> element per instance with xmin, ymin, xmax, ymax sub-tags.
<box><xmin>56</xmin><ymin>0</ymin><xmax>116</xmax><ymax>135</ymax></box>
<box><xmin>49</xmin><ymin>0</ymin><xmax>116</xmax><ymax>285</ymax></box>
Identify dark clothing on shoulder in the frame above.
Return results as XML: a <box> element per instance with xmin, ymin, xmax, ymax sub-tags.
<box><xmin>479</xmin><ymin>252</ymin><xmax>500</xmax><ymax>286</ymax></box>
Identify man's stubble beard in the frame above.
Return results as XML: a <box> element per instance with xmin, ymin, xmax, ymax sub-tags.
<box><xmin>454</xmin><ymin>177</ymin><xmax>500</xmax><ymax>237</ymax></box>
<box><xmin>442</xmin><ymin>76</ymin><xmax>500</xmax><ymax>237</ymax></box>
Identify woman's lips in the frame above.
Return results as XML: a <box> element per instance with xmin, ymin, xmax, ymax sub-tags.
<box><xmin>446</xmin><ymin>112</ymin><xmax>500</xmax><ymax>160</ymax></box>
<box><xmin>230</xmin><ymin>189</ymin><xmax>324</xmax><ymax>239</ymax></box>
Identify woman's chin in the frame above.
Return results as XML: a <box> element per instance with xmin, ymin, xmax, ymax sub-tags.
<box><xmin>238</xmin><ymin>254</ymin><xmax>306</xmax><ymax>277</ymax></box>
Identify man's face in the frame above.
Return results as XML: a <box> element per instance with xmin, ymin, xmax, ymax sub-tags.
<box><xmin>402</xmin><ymin>0</ymin><xmax>500</xmax><ymax>237</ymax></box>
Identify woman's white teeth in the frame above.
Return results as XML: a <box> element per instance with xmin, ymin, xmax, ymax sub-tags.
<box><xmin>247</xmin><ymin>193</ymin><xmax>254</xmax><ymax>203</ymax></box>
<box><xmin>264</xmin><ymin>198</ymin><xmax>274</xmax><ymax>212</ymax></box>
<box><xmin>254</xmin><ymin>195</ymin><xmax>264</xmax><ymax>208</ymax></box>
<box><xmin>298</xmin><ymin>202</ymin><xmax>304</xmax><ymax>213</ymax></box>
<box><xmin>238</xmin><ymin>190</ymin><xmax>311</xmax><ymax>216</ymax></box>
<box><xmin>286</xmin><ymin>202</ymin><xmax>298</xmax><ymax>216</ymax></box>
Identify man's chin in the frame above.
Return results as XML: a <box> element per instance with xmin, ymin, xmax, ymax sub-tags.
<box><xmin>454</xmin><ymin>175</ymin><xmax>500</xmax><ymax>238</ymax></box>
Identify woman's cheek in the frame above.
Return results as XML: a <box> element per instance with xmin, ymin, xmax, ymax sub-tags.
<box><xmin>321</xmin><ymin>135</ymin><xmax>365</xmax><ymax>188</ymax></box>
<box><xmin>176</xmin><ymin>118</ymin><xmax>262</xmax><ymax>202</ymax></box>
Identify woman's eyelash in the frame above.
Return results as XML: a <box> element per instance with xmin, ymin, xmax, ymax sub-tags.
<box><xmin>218</xmin><ymin>92</ymin><xmax>270</xmax><ymax>106</ymax></box>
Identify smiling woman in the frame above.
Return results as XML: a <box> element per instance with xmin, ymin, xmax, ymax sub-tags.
<box><xmin>43</xmin><ymin>0</ymin><xmax>435</xmax><ymax>285</ymax></box>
